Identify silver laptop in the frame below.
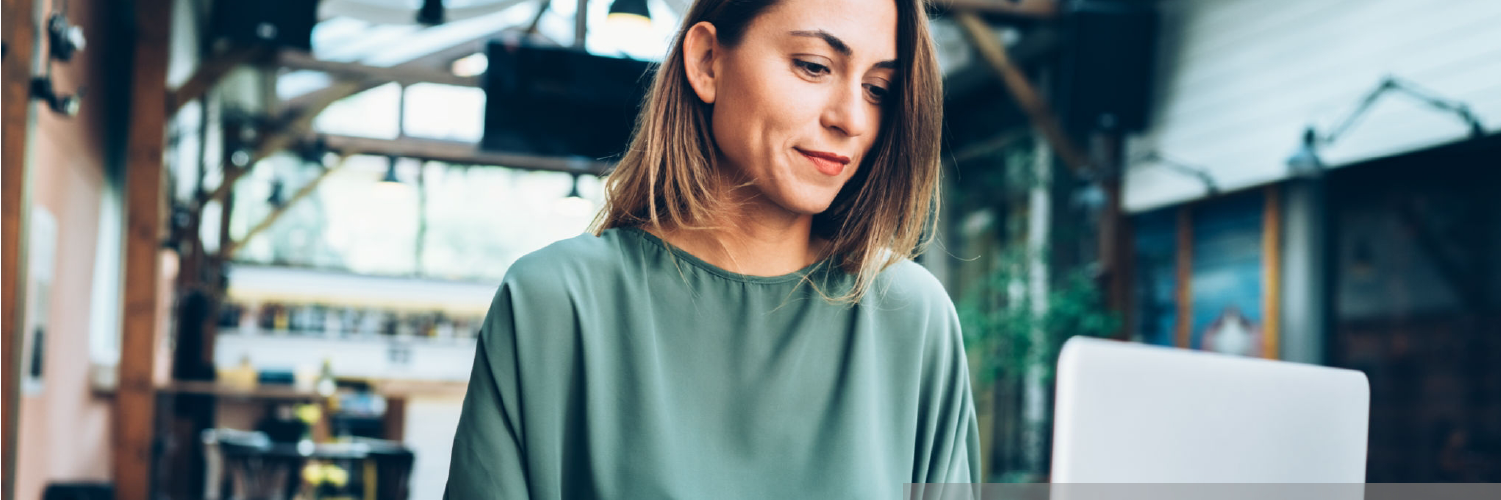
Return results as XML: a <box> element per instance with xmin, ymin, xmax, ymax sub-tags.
<box><xmin>1050</xmin><ymin>337</ymin><xmax>1370</xmax><ymax>483</ymax></box>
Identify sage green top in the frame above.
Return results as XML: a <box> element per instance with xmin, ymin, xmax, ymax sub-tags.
<box><xmin>444</xmin><ymin>227</ymin><xmax>981</xmax><ymax>499</ymax></box>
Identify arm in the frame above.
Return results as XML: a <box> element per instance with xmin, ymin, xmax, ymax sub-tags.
<box><xmin>911</xmin><ymin>316</ymin><xmax>983</xmax><ymax>484</ymax></box>
<box><xmin>444</xmin><ymin>284</ymin><xmax>531</xmax><ymax>499</ymax></box>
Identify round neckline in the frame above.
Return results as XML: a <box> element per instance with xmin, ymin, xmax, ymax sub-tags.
<box><xmin>617</xmin><ymin>226</ymin><xmax>834</xmax><ymax>285</ymax></box>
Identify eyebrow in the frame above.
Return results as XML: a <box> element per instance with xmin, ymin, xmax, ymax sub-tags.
<box><xmin>789</xmin><ymin>30</ymin><xmax>897</xmax><ymax>69</ymax></box>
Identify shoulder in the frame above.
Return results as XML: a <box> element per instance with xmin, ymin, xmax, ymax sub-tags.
<box><xmin>853</xmin><ymin>259</ymin><xmax>963</xmax><ymax>354</ymax></box>
<box><xmin>867</xmin><ymin>260</ymin><xmax>970</xmax><ymax>381</ymax></box>
<box><xmin>864</xmin><ymin>259</ymin><xmax>957</xmax><ymax>317</ymax></box>
<box><xmin>507</xmin><ymin>230</ymin><xmax>622</xmax><ymax>281</ymax></box>
<box><xmin>493</xmin><ymin>229</ymin><xmax>630</xmax><ymax>306</ymax></box>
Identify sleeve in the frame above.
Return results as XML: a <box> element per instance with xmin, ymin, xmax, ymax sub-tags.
<box><xmin>443</xmin><ymin>283</ymin><xmax>532</xmax><ymax>499</ymax></box>
<box><xmin>909</xmin><ymin>298</ymin><xmax>984</xmax><ymax>499</ymax></box>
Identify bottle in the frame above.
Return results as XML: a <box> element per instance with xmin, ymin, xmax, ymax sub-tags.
<box><xmin>273</xmin><ymin>303</ymin><xmax>290</xmax><ymax>332</ymax></box>
<box><xmin>316</xmin><ymin>357</ymin><xmax>337</xmax><ymax>397</ymax></box>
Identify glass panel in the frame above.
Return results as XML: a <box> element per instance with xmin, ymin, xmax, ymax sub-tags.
<box><xmin>314</xmin><ymin>83</ymin><xmax>403</xmax><ymax>139</ymax></box>
<box><xmin>231</xmin><ymin>156</ymin><xmax>602</xmax><ymax>282</ymax></box>
<box><xmin>403</xmin><ymin>83</ymin><xmax>486</xmax><ymax>142</ymax></box>
<box><xmin>1188</xmin><ymin>190</ymin><xmax>1266</xmax><ymax>357</ymax></box>
<box><xmin>417</xmin><ymin>164</ymin><xmax>603</xmax><ymax>281</ymax></box>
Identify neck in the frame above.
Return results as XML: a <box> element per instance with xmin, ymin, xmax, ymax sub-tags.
<box><xmin>647</xmin><ymin>182</ymin><xmax>825</xmax><ymax>277</ymax></box>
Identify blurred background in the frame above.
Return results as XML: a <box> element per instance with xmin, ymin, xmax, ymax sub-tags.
<box><xmin>1</xmin><ymin>0</ymin><xmax>1498</xmax><ymax>498</ymax></box>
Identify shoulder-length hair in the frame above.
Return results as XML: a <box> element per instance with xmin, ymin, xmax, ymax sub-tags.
<box><xmin>592</xmin><ymin>0</ymin><xmax>943</xmax><ymax>303</ymax></box>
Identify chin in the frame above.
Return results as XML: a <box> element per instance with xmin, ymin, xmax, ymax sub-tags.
<box><xmin>769</xmin><ymin>184</ymin><xmax>842</xmax><ymax>215</ymax></box>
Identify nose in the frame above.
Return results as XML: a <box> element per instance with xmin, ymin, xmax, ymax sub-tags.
<box><xmin>820</xmin><ymin>81</ymin><xmax>874</xmax><ymax>139</ymax></box>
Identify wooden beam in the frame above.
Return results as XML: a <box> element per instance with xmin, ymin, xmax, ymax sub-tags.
<box><xmin>223</xmin><ymin>155</ymin><xmax>354</xmax><ymax>258</ymax></box>
<box><xmin>1</xmin><ymin>0</ymin><xmax>40</xmax><ymax>495</ymax></box>
<box><xmin>117</xmin><ymin>0</ymin><xmax>175</xmax><ymax>498</ymax></box>
<box><xmin>280</xmin><ymin>24</ymin><xmax>517</xmax><ymax>110</ymax></box>
<box><xmin>1262</xmin><ymin>186</ymin><xmax>1282</xmax><ymax>359</ymax></box>
<box><xmin>398</xmin><ymin>27</ymin><xmax>518</xmax><ymax>71</ymax></box>
<box><xmin>253</xmin><ymin>82</ymin><xmax>363</xmax><ymax>161</ymax></box>
<box><xmin>200</xmin><ymin>80</ymin><xmax>364</xmax><ymax>210</ymax></box>
<box><xmin>953</xmin><ymin>11</ymin><xmax>1091</xmax><ymax>174</ymax></box>
<box><xmin>278</xmin><ymin>50</ymin><xmax>478</xmax><ymax>88</ymax></box>
<box><xmin>937</xmin><ymin>0</ymin><xmax>1060</xmax><ymax>19</ymax></box>
<box><xmin>525</xmin><ymin>0</ymin><xmax>553</xmax><ymax>36</ymax></box>
<box><xmin>318</xmin><ymin>134</ymin><xmax>613</xmax><ymax>175</ymax></box>
<box><xmin>166</xmin><ymin>45</ymin><xmax>264</xmax><ymax>116</ymax></box>
<box><xmin>280</xmin><ymin>79</ymin><xmax>384</xmax><ymax>115</ymax></box>
<box><xmin>1175</xmin><ymin>207</ymin><xmax>1193</xmax><ymax>349</ymax></box>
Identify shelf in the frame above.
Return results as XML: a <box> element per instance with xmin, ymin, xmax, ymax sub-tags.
<box><xmin>366</xmin><ymin>378</ymin><xmax>468</xmax><ymax>398</ymax></box>
<box><xmin>215</xmin><ymin>331</ymin><xmax>478</xmax><ymax>383</ymax></box>
<box><xmin>218</xmin><ymin>329</ymin><xmax>478</xmax><ymax>347</ymax></box>
<box><xmin>158</xmin><ymin>380</ymin><xmax>339</xmax><ymax>401</ymax></box>
<box><xmin>225</xmin><ymin>264</ymin><xmax>497</xmax><ymax>315</ymax></box>
<box><xmin>159</xmin><ymin>379</ymin><xmax>466</xmax><ymax>400</ymax></box>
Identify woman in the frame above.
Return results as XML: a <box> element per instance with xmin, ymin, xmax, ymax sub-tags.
<box><xmin>445</xmin><ymin>0</ymin><xmax>980</xmax><ymax>497</ymax></box>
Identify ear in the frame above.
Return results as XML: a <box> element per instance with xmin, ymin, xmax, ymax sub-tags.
<box><xmin>682</xmin><ymin>21</ymin><xmax>720</xmax><ymax>105</ymax></box>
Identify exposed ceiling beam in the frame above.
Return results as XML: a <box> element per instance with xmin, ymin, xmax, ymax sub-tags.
<box><xmin>937</xmin><ymin>0</ymin><xmax>1060</xmax><ymax>20</ymax></box>
<box><xmin>167</xmin><ymin>45</ymin><xmax>266</xmax><ymax>115</ymax></box>
<box><xmin>954</xmin><ymin>11</ymin><xmax>1090</xmax><ymax>174</ymax></box>
<box><xmin>224</xmin><ymin>155</ymin><xmax>355</xmax><ymax>259</ymax></box>
<box><xmin>279</xmin><ymin>50</ymin><xmax>479</xmax><ymax>87</ymax></box>
<box><xmin>201</xmin><ymin>80</ymin><xmax>366</xmax><ymax>210</ymax></box>
<box><xmin>320</xmin><ymin>0</ymin><xmax>531</xmax><ymax>24</ymax></box>
<box><xmin>357</xmin><ymin>0</ymin><xmax>541</xmax><ymax>67</ymax></box>
<box><xmin>316</xmin><ymin>134</ymin><xmax>613</xmax><ymax>175</ymax></box>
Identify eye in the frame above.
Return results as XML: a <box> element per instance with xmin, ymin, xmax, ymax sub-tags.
<box><xmin>864</xmin><ymin>83</ymin><xmax>889</xmax><ymax>104</ymax></box>
<box><xmin>794</xmin><ymin>59</ymin><xmax>831</xmax><ymax>78</ymax></box>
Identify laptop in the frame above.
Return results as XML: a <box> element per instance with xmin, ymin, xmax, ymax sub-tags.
<box><xmin>1050</xmin><ymin>337</ymin><xmax>1370</xmax><ymax>483</ymax></box>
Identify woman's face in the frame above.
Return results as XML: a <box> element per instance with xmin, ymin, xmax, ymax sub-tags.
<box><xmin>685</xmin><ymin>0</ymin><xmax>898</xmax><ymax>215</ymax></box>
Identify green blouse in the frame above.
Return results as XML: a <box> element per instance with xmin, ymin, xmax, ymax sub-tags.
<box><xmin>444</xmin><ymin>227</ymin><xmax>981</xmax><ymax>499</ymax></box>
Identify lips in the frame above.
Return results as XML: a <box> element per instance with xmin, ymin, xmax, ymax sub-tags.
<box><xmin>796</xmin><ymin>148</ymin><xmax>851</xmax><ymax>177</ymax></box>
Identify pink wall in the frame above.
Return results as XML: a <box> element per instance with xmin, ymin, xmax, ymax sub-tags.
<box><xmin>16</xmin><ymin>0</ymin><xmax>121</xmax><ymax>498</ymax></box>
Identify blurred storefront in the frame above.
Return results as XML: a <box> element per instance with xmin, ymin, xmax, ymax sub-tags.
<box><xmin>928</xmin><ymin>0</ymin><xmax>1501</xmax><ymax>483</ymax></box>
<box><xmin>1122</xmin><ymin>0</ymin><xmax>1501</xmax><ymax>482</ymax></box>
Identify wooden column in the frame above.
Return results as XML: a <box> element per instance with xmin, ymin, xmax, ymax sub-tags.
<box><xmin>1262</xmin><ymin>186</ymin><xmax>1282</xmax><ymax>359</ymax></box>
<box><xmin>1</xmin><ymin>0</ymin><xmax>40</xmax><ymax>497</ymax></box>
<box><xmin>1091</xmin><ymin>132</ymin><xmax>1131</xmax><ymax>339</ymax></box>
<box><xmin>116</xmin><ymin>0</ymin><xmax>175</xmax><ymax>498</ymax></box>
<box><xmin>1174</xmin><ymin>207</ymin><xmax>1193</xmax><ymax>348</ymax></box>
<box><xmin>383</xmin><ymin>398</ymin><xmax>407</xmax><ymax>442</ymax></box>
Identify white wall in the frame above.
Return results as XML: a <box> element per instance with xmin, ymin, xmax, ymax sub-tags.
<box><xmin>214</xmin><ymin>334</ymin><xmax>477</xmax><ymax>381</ymax></box>
<box><xmin>404</xmin><ymin>396</ymin><xmax>466</xmax><ymax>500</ymax></box>
<box><xmin>1125</xmin><ymin>0</ymin><xmax>1501</xmax><ymax>212</ymax></box>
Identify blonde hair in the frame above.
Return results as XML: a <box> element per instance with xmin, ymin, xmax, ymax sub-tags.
<box><xmin>592</xmin><ymin>0</ymin><xmax>943</xmax><ymax>303</ymax></box>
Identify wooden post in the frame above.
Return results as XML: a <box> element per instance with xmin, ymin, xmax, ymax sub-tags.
<box><xmin>116</xmin><ymin>0</ymin><xmax>175</xmax><ymax>498</ymax></box>
<box><xmin>954</xmin><ymin>11</ymin><xmax>1091</xmax><ymax>175</ymax></box>
<box><xmin>383</xmin><ymin>397</ymin><xmax>407</xmax><ymax>442</ymax></box>
<box><xmin>1262</xmin><ymin>186</ymin><xmax>1282</xmax><ymax>359</ymax></box>
<box><xmin>1</xmin><ymin>0</ymin><xmax>40</xmax><ymax>497</ymax></box>
<box><xmin>1091</xmin><ymin>132</ymin><xmax>1131</xmax><ymax>339</ymax></box>
<box><xmin>1175</xmin><ymin>207</ymin><xmax>1193</xmax><ymax>349</ymax></box>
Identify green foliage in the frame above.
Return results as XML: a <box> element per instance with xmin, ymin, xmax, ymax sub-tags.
<box><xmin>958</xmin><ymin>249</ymin><xmax>1121</xmax><ymax>389</ymax></box>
